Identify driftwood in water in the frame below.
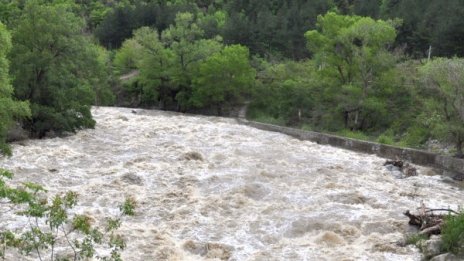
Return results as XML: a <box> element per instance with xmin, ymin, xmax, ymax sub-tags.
<box><xmin>384</xmin><ymin>159</ymin><xmax>418</xmax><ymax>177</ymax></box>
<box><xmin>404</xmin><ymin>203</ymin><xmax>458</xmax><ymax>236</ymax></box>
<box><xmin>384</xmin><ymin>159</ymin><xmax>404</xmax><ymax>168</ymax></box>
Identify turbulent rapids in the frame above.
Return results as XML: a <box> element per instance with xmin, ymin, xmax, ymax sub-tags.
<box><xmin>1</xmin><ymin>107</ymin><xmax>464</xmax><ymax>260</ymax></box>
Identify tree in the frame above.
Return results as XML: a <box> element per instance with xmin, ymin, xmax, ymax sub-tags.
<box><xmin>132</xmin><ymin>27</ymin><xmax>176</xmax><ymax>109</ymax></box>
<box><xmin>90</xmin><ymin>45</ymin><xmax>116</xmax><ymax>106</ymax></box>
<box><xmin>191</xmin><ymin>44</ymin><xmax>255</xmax><ymax>115</ymax></box>
<box><xmin>222</xmin><ymin>0</ymin><xmax>332</xmax><ymax>59</ymax></box>
<box><xmin>249</xmin><ymin>60</ymin><xmax>318</xmax><ymax>126</ymax></box>
<box><xmin>0</xmin><ymin>22</ymin><xmax>30</xmax><ymax>155</ymax></box>
<box><xmin>419</xmin><ymin>58</ymin><xmax>464</xmax><ymax>158</ymax></box>
<box><xmin>305</xmin><ymin>12</ymin><xmax>397</xmax><ymax>131</ymax></box>
<box><xmin>161</xmin><ymin>12</ymin><xmax>223</xmax><ymax>111</ymax></box>
<box><xmin>10</xmin><ymin>1</ymin><xmax>100</xmax><ymax>137</ymax></box>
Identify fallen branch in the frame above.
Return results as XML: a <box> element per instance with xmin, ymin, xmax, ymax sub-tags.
<box><xmin>384</xmin><ymin>159</ymin><xmax>417</xmax><ymax>177</ymax></box>
<box><xmin>419</xmin><ymin>223</ymin><xmax>442</xmax><ymax>236</ymax></box>
<box><xmin>404</xmin><ymin>203</ymin><xmax>457</xmax><ymax>237</ymax></box>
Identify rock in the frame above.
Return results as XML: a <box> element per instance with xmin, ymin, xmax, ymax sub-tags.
<box><xmin>44</xmin><ymin>130</ymin><xmax>57</xmax><ymax>139</ymax></box>
<box><xmin>430</xmin><ymin>253</ymin><xmax>461</xmax><ymax>261</ymax></box>
<box><xmin>117</xmin><ymin>115</ymin><xmax>129</xmax><ymax>121</ymax></box>
<box><xmin>315</xmin><ymin>231</ymin><xmax>346</xmax><ymax>246</ymax></box>
<box><xmin>419</xmin><ymin>235</ymin><xmax>443</xmax><ymax>259</ymax></box>
<box><xmin>182</xmin><ymin>152</ymin><xmax>204</xmax><ymax>161</ymax></box>
<box><xmin>121</xmin><ymin>173</ymin><xmax>143</xmax><ymax>186</ymax></box>
<box><xmin>205</xmin><ymin>243</ymin><xmax>232</xmax><ymax>260</ymax></box>
<box><xmin>452</xmin><ymin>173</ymin><xmax>464</xmax><ymax>181</ymax></box>
<box><xmin>183</xmin><ymin>241</ymin><xmax>233</xmax><ymax>260</ymax></box>
<box><xmin>6</xmin><ymin>123</ymin><xmax>28</xmax><ymax>142</ymax></box>
<box><xmin>404</xmin><ymin>163</ymin><xmax>418</xmax><ymax>177</ymax></box>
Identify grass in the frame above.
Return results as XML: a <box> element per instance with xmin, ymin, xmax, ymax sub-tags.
<box><xmin>441</xmin><ymin>212</ymin><xmax>464</xmax><ymax>255</ymax></box>
<box><xmin>405</xmin><ymin>233</ymin><xmax>428</xmax><ymax>246</ymax></box>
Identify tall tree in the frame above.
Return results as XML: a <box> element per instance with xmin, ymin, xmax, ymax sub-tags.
<box><xmin>419</xmin><ymin>58</ymin><xmax>464</xmax><ymax>158</ymax></box>
<box><xmin>161</xmin><ymin>12</ymin><xmax>223</xmax><ymax>111</ymax></box>
<box><xmin>10</xmin><ymin>1</ymin><xmax>101</xmax><ymax>137</ymax></box>
<box><xmin>191</xmin><ymin>44</ymin><xmax>255</xmax><ymax>115</ymax></box>
<box><xmin>305</xmin><ymin>12</ymin><xmax>397</xmax><ymax>131</ymax></box>
<box><xmin>133</xmin><ymin>27</ymin><xmax>177</xmax><ymax>109</ymax></box>
<box><xmin>0</xmin><ymin>22</ymin><xmax>30</xmax><ymax>155</ymax></box>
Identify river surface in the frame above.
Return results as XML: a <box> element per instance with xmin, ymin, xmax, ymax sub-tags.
<box><xmin>1</xmin><ymin>107</ymin><xmax>463</xmax><ymax>261</ymax></box>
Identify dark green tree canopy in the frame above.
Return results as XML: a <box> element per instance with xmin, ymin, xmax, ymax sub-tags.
<box><xmin>0</xmin><ymin>22</ymin><xmax>30</xmax><ymax>155</ymax></box>
<box><xmin>10</xmin><ymin>1</ymin><xmax>103</xmax><ymax>137</ymax></box>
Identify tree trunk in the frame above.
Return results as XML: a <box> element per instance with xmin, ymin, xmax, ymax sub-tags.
<box><xmin>217</xmin><ymin>104</ymin><xmax>222</xmax><ymax>116</ymax></box>
<box><xmin>343</xmin><ymin>110</ymin><xmax>349</xmax><ymax>129</ymax></box>
<box><xmin>456</xmin><ymin>138</ymin><xmax>463</xmax><ymax>158</ymax></box>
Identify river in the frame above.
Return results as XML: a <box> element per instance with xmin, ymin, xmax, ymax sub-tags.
<box><xmin>1</xmin><ymin>107</ymin><xmax>463</xmax><ymax>260</ymax></box>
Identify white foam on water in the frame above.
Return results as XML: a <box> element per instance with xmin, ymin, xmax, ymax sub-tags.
<box><xmin>1</xmin><ymin>106</ymin><xmax>463</xmax><ymax>260</ymax></box>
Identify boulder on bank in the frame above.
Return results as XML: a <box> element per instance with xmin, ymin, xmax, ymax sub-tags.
<box><xmin>430</xmin><ymin>253</ymin><xmax>461</xmax><ymax>261</ymax></box>
<box><xmin>6</xmin><ymin>122</ymin><xmax>28</xmax><ymax>142</ymax></box>
<box><xmin>419</xmin><ymin>235</ymin><xmax>442</xmax><ymax>259</ymax></box>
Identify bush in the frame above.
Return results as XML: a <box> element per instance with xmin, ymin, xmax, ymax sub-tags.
<box><xmin>0</xmin><ymin>169</ymin><xmax>135</xmax><ymax>261</ymax></box>
<box><xmin>399</xmin><ymin>125</ymin><xmax>430</xmax><ymax>148</ymax></box>
<box><xmin>405</xmin><ymin>233</ymin><xmax>428</xmax><ymax>246</ymax></box>
<box><xmin>377</xmin><ymin>130</ymin><xmax>395</xmax><ymax>145</ymax></box>
<box><xmin>441</xmin><ymin>212</ymin><xmax>464</xmax><ymax>255</ymax></box>
<box><xmin>337</xmin><ymin>130</ymin><xmax>371</xmax><ymax>141</ymax></box>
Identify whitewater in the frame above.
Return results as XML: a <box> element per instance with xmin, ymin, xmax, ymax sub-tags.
<box><xmin>1</xmin><ymin>107</ymin><xmax>463</xmax><ymax>260</ymax></box>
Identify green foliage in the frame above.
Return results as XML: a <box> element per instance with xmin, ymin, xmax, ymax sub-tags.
<box><xmin>419</xmin><ymin>58</ymin><xmax>464</xmax><ymax>157</ymax></box>
<box><xmin>377</xmin><ymin>130</ymin><xmax>395</xmax><ymax>145</ymax></box>
<box><xmin>405</xmin><ymin>233</ymin><xmax>428</xmax><ymax>246</ymax></box>
<box><xmin>95</xmin><ymin>1</ymin><xmax>199</xmax><ymax>49</ymax></box>
<box><xmin>305</xmin><ymin>12</ymin><xmax>398</xmax><ymax>132</ymax></box>
<box><xmin>441</xmin><ymin>212</ymin><xmax>464</xmax><ymax>255</ymax></box>
<box><xmin>249</xmin><ymin>113</ymin><xmax>286</xmax><ymax>126</ymax></box>
<box><xmin>115</xmin><ymin>12</ymin><xmax>226</xmax><ymax>111</ymax></box>
<box><xmin>0</xmin><ymin>21</ymin><xmax>30</xmax><ymax>155</ymax></box>
<box><xmin>398</xmin><ymin>125</ymin><xmax>430</xmax><ymax>148</ymax></box>
<box><xmin>91</xmin><ymin>45</ymin><xmax>116</xmax><ymax>106</ymax></box>
<box><xmin>249</xmin><ymin>60</ymin><xmax>318</xmax><ymax>126</ymax></box>
<box><xmin>0</xmin><ymin>169</ymin><xmax>135</xmax><ymax>261</ymax></box>
<box><xmin>381</xmin><ymin>0</ymin><xmax>464</xmax><ymax>57</ymax></box>
<box><xmin>222</xmin><ymin>0</ymin><xmax>332</xmax><ymax>59</ymax></box>
<box><xmin>191</xmin><ymin>44</ymin><xmax>255</xmax><ymax>115</ymax></box>
<box><xmin>113</xmin><ymin>38</ymin><xmax>144</xmax><ymax>76</ymax></box>
<box><xmin>336</xmin><ymin>130</ymin><xmax>371</xmax><ymax>141</ymax></box>
<box><xmin>9</xmin><ymin>1</ymin><xmax>102</xmax><ymax>137</ymax></box>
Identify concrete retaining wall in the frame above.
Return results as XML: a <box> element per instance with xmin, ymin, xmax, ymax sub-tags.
<box><xmin>237</xmin><ymin>119</ymin><xmax>464</xmax><ymax>175</ymax></box>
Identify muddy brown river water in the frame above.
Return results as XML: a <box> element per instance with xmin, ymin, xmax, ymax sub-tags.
<box><xmin>1</xmin><ymin>107</ymin><xmax>463</xmax><ymax>260</ymax></box>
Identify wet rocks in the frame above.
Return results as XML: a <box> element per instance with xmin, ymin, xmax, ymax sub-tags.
<box><xmin>419</xmin><ymin>235</ymin><xmax>443</xmax><ymax>259</ymax></box>
<box><xmin>121</xmin><ymin>173</ymin><xmax>144</xmax><ymax>186</ymax></box>
<box><xmin>183</xmin><ymin>241</ymin><xmax>233</xmax><ymax>260</ymax></box>
<box><xmin>117</xmin><ymin>115</ymin><xmax>129</xmax><ymax>121</ymax></box>
<box><xmin>315</xmin><ymin>231</ymin><xmax>346</xmax><ymax>246</ymax></box>
<box><xmin>430</xmin><ymin>253</ymin><xmax>461</xmax><ymax>261</ymax></box>
<box><xmin>384</xmin><ymin>160</ymin><xmax>418</xmax><ymax>178</ymax></box>
<box><xmin>285</xmin><ymin>218</ymin><xmax>324</xmax><ymax>238</ymax></box>
<box><xmin>241</xmin><ymin>183</ymin><xmax>269</xmax><ymax>200</ymax></box>
<box><xmin>182</xmin><ymin>151</ymin><xmax>204</xmax><ymax>161</ymax></box>
<box><xmin>452</xmin><ymin>173</ymin><xmax>464</xmax><ymax>181</ymax></box>
<box><xmin>6</xmin><ymin>122</ymin><xmax>28</xmax><ymax>142</ymax></box>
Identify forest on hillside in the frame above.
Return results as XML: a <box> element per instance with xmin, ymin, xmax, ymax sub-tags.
<box><xmin>0</xmin><ymin>0</ymin><xmax>464</xmax><ymax>157</ymax></box>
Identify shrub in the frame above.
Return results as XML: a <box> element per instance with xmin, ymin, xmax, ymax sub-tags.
<box><xmin>337</xmin><ymin>130</ymin><xmax>371</xmax><ymax>141</ymax></box>
<box><xmin>405</xmin><ymin>233</ymin><xmax>428</xmax><ymax>246</ymax></box>
<box><xmin>441</xmin><ymin>212</ymin><xmax>464</xmax><ymax>255</ymax></box>
<box><xmin>0</xmin><ymin>169</ymin><xmax>135</xmax><ymax>261</ymax></box>
<box><xmin>377</xmin><ymin>130</ymin><xmax>395</xmax><ymax>145</ymax></box>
